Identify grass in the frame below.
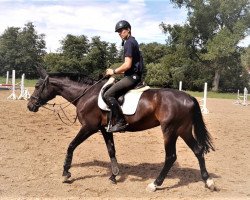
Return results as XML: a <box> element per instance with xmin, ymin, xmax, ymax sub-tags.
<box><xmin>187</xmin><ymin>90</ymin><xmax>237</xmax><ymax>99</ymax></box>
<box><xmin>0</xmin><ymin>76</ymin><xmax>238</xmax><ymax>99</ymax></box>
<box><xmin>22</xmin><ymin>79</ymin><xmax>38</xmax><ymax>87</ymax></box>
<box><xmin>0</xmin><ymin>76</ymin><xmax>38</xmax><ymax>87</ymax></box>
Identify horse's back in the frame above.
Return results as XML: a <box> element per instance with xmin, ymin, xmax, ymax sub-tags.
<box><xmin>141</xmin><ymin>88</ymin><xmax>194</xmax><ymax>110</ymax></box>
<box><xmin>126</xmin><ymin>88</ymin><xmax>195</xmax><ymax>131</ymax></box>
<box><xmin>140</xmin><ymin>88</ymin><xmax>194</xmax><ymax>122</ymax></box>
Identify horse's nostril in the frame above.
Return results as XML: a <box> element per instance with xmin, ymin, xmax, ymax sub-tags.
<box><xmin>27</xmin><ymin>103</ymin><xmax>38</xmax><ymax>112</ymax></box>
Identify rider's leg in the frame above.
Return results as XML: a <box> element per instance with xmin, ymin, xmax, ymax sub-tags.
<box><xmin>106</xmin><ymin>97</ymin><xmax>128</xmax><ymax>132</ymax></box>
<box><xmin>103</xmin><ymin>75</ymin><xmax>140</xmax><ymax>132</ymax></box>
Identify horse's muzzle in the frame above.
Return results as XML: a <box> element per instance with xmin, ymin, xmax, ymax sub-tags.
<box><xmin>27</xmin><ymin>101</ymin><xmax>39</xmax><ymax>112</ymax></box>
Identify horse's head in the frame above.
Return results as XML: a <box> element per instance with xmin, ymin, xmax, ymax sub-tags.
<box><xmin>27</xmin><ymin>67</ymin><xmax>57</xmax><ymax>112</ymax></box>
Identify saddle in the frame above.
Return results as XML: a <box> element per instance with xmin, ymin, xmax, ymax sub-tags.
<box><xmin>97</xmin><ymin>77</ymin><xmax>150</xmax><ymax>115</ymax></box>
<box><xmin>101</xmin><ymin>80</ymin><xmax>147</xmax><ymax>105</ymax></box>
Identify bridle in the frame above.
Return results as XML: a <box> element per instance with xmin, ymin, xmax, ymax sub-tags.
<box><xmin>30</xmin><ymin>75</ymin><xmax>49</xmax><ymax>108</ymax></box>
<box><xmin>30</xmin><ymin>75</ymin><xmax>107</xmax><ymax>125</ymax></box>
<box><xmin>30</xmin><ymin>75</ymin><xmax>78</xmax><ymax>125</ymax></box>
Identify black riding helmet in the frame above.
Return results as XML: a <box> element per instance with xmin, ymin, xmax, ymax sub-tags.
<box><xmin>115</xmin><ymin>20</ymin><xmax>131</xmax><ymax>32</ymax></box>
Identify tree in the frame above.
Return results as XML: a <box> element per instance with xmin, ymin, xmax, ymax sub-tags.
<box><xmin>140</xmin><ymin>42</ymin><xmax>169</xmax><ymax>65</ymax></box>
<box><xmin>145</xmin><ymin>63</ymin><xmax>171</xmax><ymax>87</ymax></box>
<box><xmin>84</xmin><ymin>36</ymin><xmax>109</xmax><ymax>75</ymax></box>
<box><xmin>162</xmin><ymin>0</ymin><xmax>250</xmax><ymax>91</ymax></box>
<box><xmin>17</xmin><ymin>22</ymin><xmax>46</xmax><ymax>77</ymax></box>
<box><xmin>159</xmin><ymin>23</ymin><xmax>209</xmax><ymax>90</ymax></box>
<box><xmin>55</xmin><ymin>34</ymin><xmax>90</xmax><ymax>73</ymax></box>
<box><xmin>107</xmin><ymin>43</ymin><xmax>120</xmax><ymax>66</ymax></box>
<box><xmin>241</xmin><ymin>46</ymin><xmax>250</xmax><ymax>70</ymax></box>
<box><xmin>43</xmin><ymin>53</ymin><xmax>63</xmax><ymax>72</ymax></box>
<box><xmin>44</xmin><ymin>35</ymin><xmax>119</xmax><ymax>76</ymax></box>
<box><xmin>0</xmin><ymin>27</ymin><xmax>20</xmax><ymax>75</ymax></box>
<box><xmin>60</xmin><ymin>34</ymin><xmax>89</xmax><ymax>59</ymax></box>
<box><xmin>0</xmin><ymin>22</ymin><xmax>46</xmax><ymax>78</ymax></box>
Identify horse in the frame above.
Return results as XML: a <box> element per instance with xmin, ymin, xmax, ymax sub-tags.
<box><xmin>27</xmin><ymin>67</ymin><xmax>215</xmax><ymax>192</ymax></box>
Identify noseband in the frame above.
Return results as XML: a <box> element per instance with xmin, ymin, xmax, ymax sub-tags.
<box><xmin>30</xmin><ymin>75</ymin><xmax>49</xmax><ymax>108</ymax></box>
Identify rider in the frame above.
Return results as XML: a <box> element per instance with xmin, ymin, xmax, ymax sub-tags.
<box><xmin>104</xmin><ymin>20</ymin><xmax>144</xmax><ymax>132</ymax></box>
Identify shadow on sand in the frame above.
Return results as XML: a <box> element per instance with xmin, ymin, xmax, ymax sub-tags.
<box><xmin>69</xmin><ymin>160</ymin><xmax>220</xmax><ymax>190</ymax></box>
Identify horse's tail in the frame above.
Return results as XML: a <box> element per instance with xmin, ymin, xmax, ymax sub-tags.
<box><xmin>191</xmin><ymin>96</ymin><xmax>215</xmax><ymax>154</ymax></box>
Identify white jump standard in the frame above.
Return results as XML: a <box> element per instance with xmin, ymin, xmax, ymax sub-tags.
<box><xmin>7</xmin><ymin>70</ymin><xmax>17</xmax><ymax>100</ymax></box>
<box><xmin>201</xmin><ymin>82</ymin><xmax>209</xmax><ymax>114</ymax></box>
<box><xmin>5</xmin><ymin>70</ymin><xmax>30</xmax><ymax>100</ymax></box>
<box><xmin>235</xmin><ymin>87</ymin><xmax>248</xmax><ymax>106</ymax></box>
<box><xmin>18</xmin><ymin>74</ymin><xmax>30</xmax><ymax>100</ymax></box>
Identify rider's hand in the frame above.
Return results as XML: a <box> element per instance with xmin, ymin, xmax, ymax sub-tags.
<box><xmin>106</xmin><ymin>68</ymin><xmax>115</xmax><ymax>76</ymax></box>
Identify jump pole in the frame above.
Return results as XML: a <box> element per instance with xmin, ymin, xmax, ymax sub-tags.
<box><xmin>7</xmin><ymin>70</ymin><xmax>17</xmax><ymax>100</ymax></box>
<box><xmin>201</xmin><ymin>82</ymin><xmax>209</xmax><ymax>114</ymax></box>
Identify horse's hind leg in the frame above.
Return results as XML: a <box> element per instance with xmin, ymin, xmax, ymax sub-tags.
<box><xmin>182</xmin><ymin>131</ymin><xmax>216</xmax><ymax>191</ymax></box>
<box><xmin>100</xmin><ymin>127</ymin><xmax>119</xmax><ymax>184</ymax></box>
<box><xmin>62</xmin><ymin>126</ymin><xmax>96</xmax><ymax>183</ymax></box>
<box><xmin>147</xmin><ymin>128</ymin><xmax>178</xmax><ymax>192</ymax></box>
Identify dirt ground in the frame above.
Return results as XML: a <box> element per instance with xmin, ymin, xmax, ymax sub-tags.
<box><xmin>0</xmin><ymin>88</ymin><xmax>250</xmax><ymax>200</ymax></box>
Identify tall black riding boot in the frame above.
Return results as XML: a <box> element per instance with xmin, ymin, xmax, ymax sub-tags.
<box><xmin>107</xmin><ymin>97</ymin><xmax>128</xmax><ymax>132</ymax></box>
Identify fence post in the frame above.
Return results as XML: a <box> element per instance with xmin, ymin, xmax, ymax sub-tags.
<box><xmin>179</xmin><ymin>81</ymin><xmax>182</xmax><ymax>91</ymax></box>
<box><xmin>201</xmin><ymin>82</ymin><xmax>209</xmax><ymax>114</ymax></box>
<box><xmin>7</xmin><ymin>70</ymin><xmax>17</xmax><ymax>100</ymax></box>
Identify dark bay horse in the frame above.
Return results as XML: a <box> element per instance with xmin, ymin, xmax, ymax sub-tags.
<box><xmin>27</xmin><ymin>67</ymin><xmax>215</xmax><ymax>192</ymax></box>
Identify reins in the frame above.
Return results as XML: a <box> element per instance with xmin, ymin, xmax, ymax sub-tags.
<box><xmin>38</xmin><ymin>76</ymin><xmax>107</xmax><ymax>126</ymax></box>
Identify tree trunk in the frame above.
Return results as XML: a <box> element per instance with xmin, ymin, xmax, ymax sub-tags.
<box><xmin>212</xmin><ymin>69</ymin><xmax>220</xmax><ymax>92</ymax></box>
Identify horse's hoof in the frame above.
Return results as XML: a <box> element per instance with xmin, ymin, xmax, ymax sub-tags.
<box><xmin>109</xmin><ymin>175</ymin><xmax>117</xmax><ymax>184</ymax></box>
<box><xmin>62</xmin><ymin>172</ymin><xmax>71</xmax><ymax>183</ymax></box>
<box><xmin>146</xmin><ymin>182</ymin><xmax>158</xmax><ymax>192</ymax></box>
<box><xmin>206</xmin><ymin>178</ymin><xmax>215</xmax><ymax>191</ymax></box>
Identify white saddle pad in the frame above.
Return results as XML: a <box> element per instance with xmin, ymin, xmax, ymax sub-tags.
<box><xmin>98</xmin><ymin>77</ymin><xmax>150</xmax><ymax>115</ymax></box>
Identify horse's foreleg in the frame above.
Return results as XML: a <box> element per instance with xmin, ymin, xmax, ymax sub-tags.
<box><xmin>62</xmin><ymin>126</ymin><xmax>95</xmax><ymax>183</ymax></box>
<box><xmin>182</xmin><ymin>134</ymin><xmax>216</xmax><ymax>191</ymax></box>
<box><xmin>147</xmin><ymin>132</ymin><xmax>177</xmax><ymax>192</ymax></box>
<box><xmin>100</xmin><ymin>127</ymin><xmax>119</xmax><ymax>184</ymax></box>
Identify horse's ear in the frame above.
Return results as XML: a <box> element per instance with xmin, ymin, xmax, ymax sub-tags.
<box><xmin>36</xmin><ymin>65</ymin><xmax>48</xmax><ymax>79</ymax></box>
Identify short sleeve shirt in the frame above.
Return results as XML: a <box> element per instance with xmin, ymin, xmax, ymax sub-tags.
<box><xmin>123</xmin><ymin>36</ymin><xmax>141</xmax><ymax>76</ymax></box>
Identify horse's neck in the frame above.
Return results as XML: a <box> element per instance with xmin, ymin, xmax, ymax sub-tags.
<box><xmin>52</xmin><ymin>78</ymin><xmax>103</xmax><ymax>106</ymax></box>
<box><xmin>53</xmin><ymin>79</ymin><xmax>92</xmax><ymax>105</ymax></box>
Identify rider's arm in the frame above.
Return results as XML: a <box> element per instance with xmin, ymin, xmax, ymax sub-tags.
<box><xmin>106</xmin><ymin>56</ymin><xmax>132</xmax><ymax>75</ymax></box>
<box><xmin>115</xmin><ymin>56</ymin><xmax>132</xmax><ymax>74</ymax></box>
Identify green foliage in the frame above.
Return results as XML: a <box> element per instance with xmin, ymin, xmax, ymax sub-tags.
<box><xmin>139</xmin><ymin>42</ymin><xmax>170</xmax><ymax>80</ymax></box>
<box><xmin>161</xmin><ymin>0</ymin><xmax>250</xmax><ymax>91</ymax></box>
<box><xmin>59</xmin><ymin>34</ymin><xmax>89</xmax><ymax>59</ymax></box>
<box><xmin>219</xmin><ymin>52</ymin><xmax>249</xmax><ymax>91</ymax></box>
<box><xmin>241</xmin><ymin>46</ymin><xmax>250</xmax><ymax>70</ymax></box>
<box><xmin>140</xmin><ymin>42</ymin><xmax>169</xmax><ymax>64</ymax></box>
<box><xmin>0</xmin><ymin>3</ymin><xmax>249</xmax><ymax>92</ymax></box>
<box><xmin>0</xmin><ymin>22</ymin><xmax>46</xmax><ymax>78</ymax></box>
<box><xmin>145</xmin><ymin>63</ymin><xmax>171</xmax><ymax>87</ymax></box>
<box><xmin>44</xmin><ymin>35</ymin><xmax>119</xmax><ymax>77</ymax></box>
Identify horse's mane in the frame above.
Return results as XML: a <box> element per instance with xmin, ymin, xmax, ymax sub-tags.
<box><xmin>48</xmin><ymin>72</ymin><xmax>102</xmax><ymax>85</ymax></box>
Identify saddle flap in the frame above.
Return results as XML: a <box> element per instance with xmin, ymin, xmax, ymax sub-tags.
<box><xmin>98</xmin><ymin>77</ymin><xmax>150</xmax><ymax>115</ymax></box>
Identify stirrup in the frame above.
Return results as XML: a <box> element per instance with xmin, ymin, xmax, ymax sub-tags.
<box><xmin>107</xmin><ymin>122</ymin><xmax>128</xmax><ymax>133</ymax></box>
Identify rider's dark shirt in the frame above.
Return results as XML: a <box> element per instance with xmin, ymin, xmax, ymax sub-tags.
<box><xmin>123</xmin><ymin>36</ymin><xmax>142</xmax><ymax>76</ymax></box>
